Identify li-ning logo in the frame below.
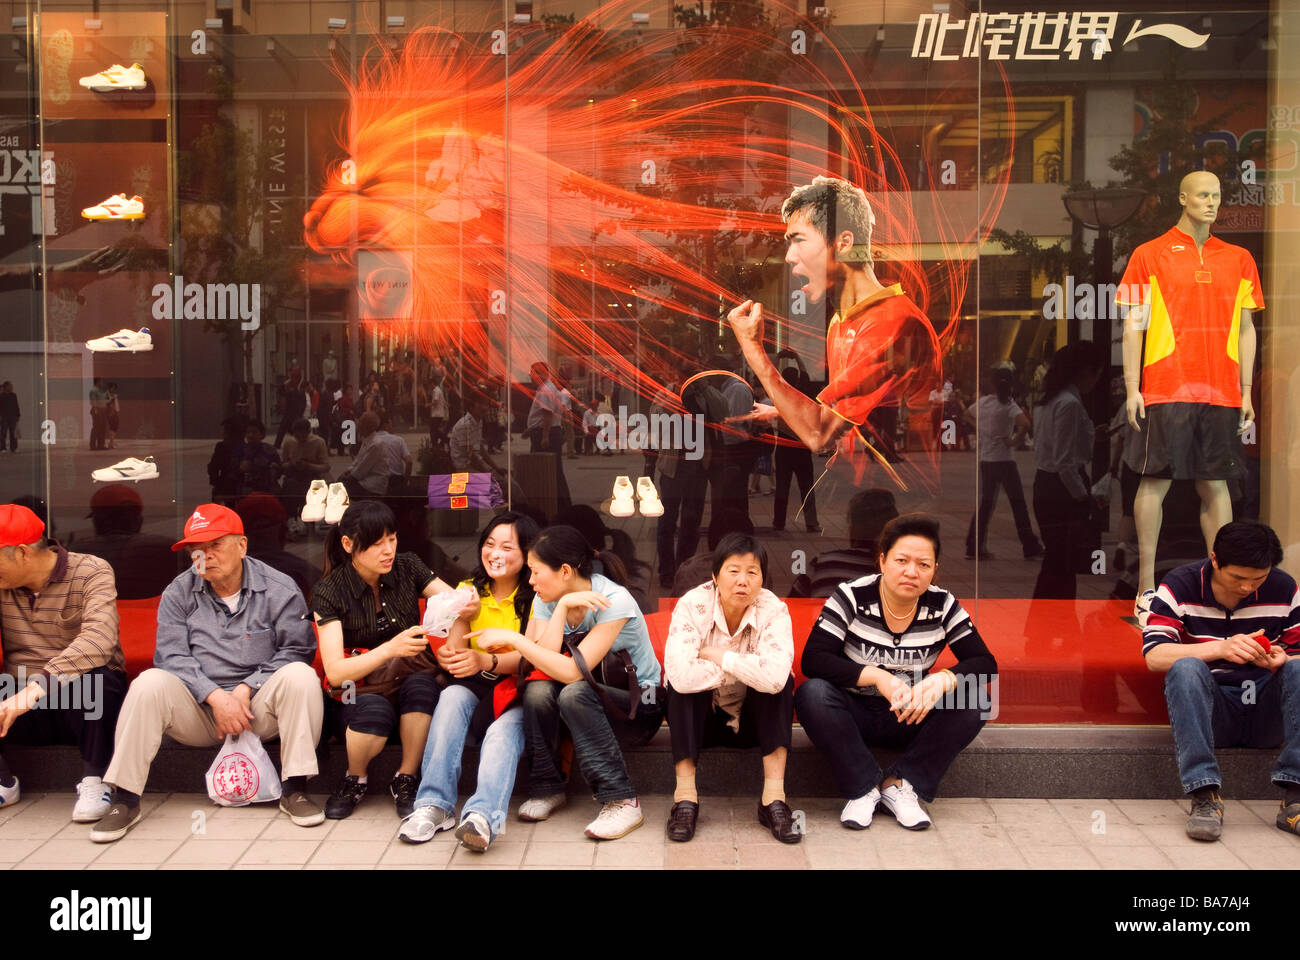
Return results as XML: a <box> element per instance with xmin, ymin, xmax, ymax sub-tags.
<box><xmin>911</xmin><ymin>12</ymin><xmax>1210</xmax><ymax>62</ymax></box>
<box><xmin>50</xmin><ymin>890</ymin><xmax>151</xmax><ymax>941</ymax></box>
<box><xmin>151</xmin><ymin>275</ymin><xmax>260</xmax><ymax>331</ymax></box>
<box><xmin>1171</xmin><ymin>244</ymin><xmax>1186</xmax><ymax>252</ymax></box>
<box><xmin>189</xmin><ymin>510</ymin><xmax>209</xmax><ymax>530</ymax></box>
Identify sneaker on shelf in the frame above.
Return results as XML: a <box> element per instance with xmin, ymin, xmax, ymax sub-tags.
<box><xmin>324</xmin><ymin>482</ymin><xmax>350</xmax><ymax>524</ymax></box>
<box><xmin>301</xmin><ymin>479</ymin><xmax>329</xmax><ymax>522</ymax></box>
<box><xmin>279</xmin><ymin>791</ymin><xmax>325</xmax><ymax>827</ymax></box>
<box><xmin>72</xmin><ymin>776</ymin><xmax>111</xmax><ymax>823</ymax></box>
<box><xmin>399</xmin><ymin>805</ymin><xmax>455</xmax><ymax>843</ymax></box>
<box><xmin>390</xmin><ymin>773</ymin><xmax>418</xmax><ymax>819</ymax></box>
<box><xmin>840</xmin><ymin>787</ymin><xmax>880</xmax><ymax>829</ymax></box>
<box><xmin>85</xmin><ymin>327</ymin><xmax>153</xmax><ymax>353</ymax></box>
<box><xmin>584</xmin><ymin>797</ymin><xmax>643</xmax><ymax>840</ymax></box>
<box><xmin>81</xmin><ymin>193</ymin><xmax>145</xmax><ymax>221</ymax></box>
<box><xmin>1186</xmin><ymin>789</ymin><xmax>1224</xmax><ymax>841</ymax></box>
<box><xmin>324</xmin><ymin>774</ymin><xmax>368</xmax><ymax>820</ymax></box>
<box><xmin>91</xmin><ymin>456</ymin><xmax>158</xmax><ymax>483</ymax></box>
<box><xmin>89</xmin><ymin>802</ymin><xmax>141</xmax><ymax>843</ymax></box>
<box><xmin>455</xmin><ymin>812</ymin><xmax>492</xmax><ymax>852</ymax></box>
<box><xmin>518</xmin><ymin>792</ymin><xmax>567</xmax><ymax>822</ymax></box>
<box><xmin>636</xmin><ymin>476</ymin><xmax>664</xmax><ymax>517</ymax></box>
<box><xmin>79</xmin><ymin>62</ymin><xmax>147</xmax><ymax>92</ymax></box>
<box><xmin>608</xmin><ymin>475</ymin><xmax>635</xmax><ymax>518</ymax></box>
<box><xmin>1135</xmin><ymin>588</ymin><xmax>1157</xmax><ymax>627</ymax></box>
<box><xmin>879</xmin><ymin>779</ymin><xmax>932</xmax><ymax>830</ymax></box>
<box><xmin>0</xmin><ymin>776</ymin><xmax>19</xmax><ymax>809</ymax></box>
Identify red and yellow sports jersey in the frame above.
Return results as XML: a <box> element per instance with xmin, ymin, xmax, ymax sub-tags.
<box><xmin>1116</xmin><ymin>226</ymin><xmax>1263</xmax><ymax>408</ymax></box>
<box><xmin>817</xmin><ymin>283</ymin><xmax>940</xmax><ymax>473</ymax></box>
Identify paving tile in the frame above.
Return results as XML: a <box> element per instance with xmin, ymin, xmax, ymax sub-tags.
<box><xmin>327</xmin><ymin>818</ymin><xmax>402</xmax><ymax>842</ymax></box>
<box><xmin>935</xmin><ymin>822</ymin><xmax>1011</xmax><ymax>844</ymax></box>
<box><xmin>378</xmin><ymin>840</ymin><xmax>455</xmax><ymax>866</ymax></box>
<box><xmin>1049</xmin><ymin>798</ymin><xmax>1133</xmax><ymax>828</ymax></box>
<box><xmin>1088</xmin><ymin>845</ymin><xmax>1176</xmax><ymax>869</ymax></box>
<box><xmin>159</xmin><ymin>863</ymin><xmax>232</xmax><ymax>871</ymax></box>
<box><xmin>231</xmin><ymin>863</ymin><xmax>302</xmax><ymax>870</ymax></box>
<box><xmin>0</xmin><ymin>839</ymin><xmax>45</xmax><ymax>863</ymax></box>
<box><xmin>523</xmin><ymin>840</ymin><xmax>596</xmax><ymax>866</ymax></box>
<box><xmin>148</xmin><ymin>795</ymin><xmax>220</xmax><ymax>819</ymax></box>
<box><xmin>594</xmin><ymin>842</ymin><xmax>665</xmax><ymax>868</ymax></box>
<box><xmin>1066</xmin><ymin>821</ymin><xmax>1154</xmax><ymax>846</ymax></box>
<box><xmin>235</xmin><ymin>840</ymin><xmax>320</xmax><ymax>865</ymax></box>
<box><xmin>1160</xmin><ymin>843</ymin><xmax>1251</xmax><ymax>870</ymax></box>
<box><xmin>872</xmin><ymin>845</ymin><xmax>956</xmax><ymax>869</ymax></box>
<box><xmin>804</xmin><ymin>841</ymin><xmax>881</xmax><ymax>869</ymax></box>
<box><xmin>207</xmin><ymin>803</ymin><xmax>279</xmax><ymax>821</ymax></box>
<box><xmin>737</xmin><ymin>843</ymin><xmax>809</xmax><ymax>868</ymax></box>
<box><xmin>1240</xmin><ymin>799</ymin><xmax>1283</xmax><ymax>823</ymax></box>
<box><xmin>949</xmin><ymin>843</ymin><xmax>1029</xmax><ymax>869</ymax></box>
<box><xmin>165</xmin><ymin>839</ymin><xmax>252</xmax><ymax>866</ymax></box>
<box><xmin>986</xmin><ymin>799</ymin><xmax>1068</xmax><ymax>825</ymax></box>
<box><xmin>23</xmin><ymin>839</ymin><xmax>106</xmax><ymax>865</ymax></box>
<box><xmin>0</xmin><ymin>818</ymin><xmax>68</xmax><ymax>841</ymax></box>
<box><xmin>94</xmin><ymin>838</ymin><xmax>185</xmax><ymax>865</ymax></box>
<box><xmin>305</xmin><ymin>863</ymin><xmax>376</xmax><ymax>870</ymax></box>
<box><xmin>450</xmin><ymin>841</ymin><xmax>526</xmax><ymax>866</ymax></box>
<box><xmin>179</xmin><ymin>815</ymin><xmax>269</xmax><ymax>841</ymax></box>
<box><xmin>85</xmin><ymin>863</ymin><xmax>157</xmax><ymax>870</ymax></box>
<box><xmin>1111</xmin><ymin>799</ymin><xmax>1187</xmax><ymax>825</ymax></box>
<box><xmin>445</xmin><ymin>864</ymin><xmax>519</xmax><ymax>870</ymax></box>
<box><xmin>928</xmin><ymin>798</ymin><xmax>997</xmax><ymax>824</ymax></box>
<box><xmin>1015</xmin><ymin>844</ymin><xmax>1101</xmax><ymax>869</ymax></box>
<box><xmin>1003</xmin><ymin>823</ymin><xmax>1089</xmax><ymax>847</ymax></box>
<box><xmin>307</xmin><ymin>841</ymin><xmax>388</xmax><ymax>866</ymax></box>
<box><xmin>259</xmin><ymin>817</ymin><xmax>336</xmax><ymax>841</ymax></box>
<box><xmin>665</xmin><ymin>841</ymin><xmax>737</xmax><ymax>869</ymax></box>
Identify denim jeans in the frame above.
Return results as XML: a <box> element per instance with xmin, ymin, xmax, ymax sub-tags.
<box><xmin>413</xmin><ymin>683</ymin><xmax>525</xmax><ymax>839</ymax></box>
<box><xmin>793</xmin><ymin>677</ymin><xmax>985</xmax><ymax>803</ymax></box>
<box><xmin>522</xmin><ymin>679</ymin><xmax>662</xmax><ymax>804</ymax></box>
<box><xmin>1164</xmin><ymin>656</ymin><xmax>1300</xmax><ymax>793</ymax></box>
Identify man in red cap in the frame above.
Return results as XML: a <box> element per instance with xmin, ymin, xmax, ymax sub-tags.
<box><xmin>96</xmin><ymin>503</ymin><xmax>324</xmax><ymax>842</ymax></box>
<box><xmin>75</xmin><ymin>485</ymin><xmax>184</xmax><ymax>600</ymax></box>
<box><xmin>0</xmin><ymin>503</ymin><xmax>128</xmax><ymax>823</ymax></box>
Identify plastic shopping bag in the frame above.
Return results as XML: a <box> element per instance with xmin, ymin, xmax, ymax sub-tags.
<box><xmin>422</xmin><ymin>584</ymin><xmax>479</xmax><ymax>638</ymax></box>
<box><xmin>205</xmin><ymin>730</ymin><xmax>282</xmax><ymax>806</ymax></box>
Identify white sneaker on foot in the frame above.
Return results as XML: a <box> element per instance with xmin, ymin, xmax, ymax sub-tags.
<box><xmin>879</xmin><ymin>779</ymin><xmax>932</xmax><ymax>830</ymax></box>
<box><xmin>584</xmin><ymin>798</ymin><xmax>643</xmax><ymax>840</ymax></box>
<box><xmin>518</xmin><ymin>792</ymin><xmax>567</xmax><ymax>822</ymax></box>
<box><xmin>455</xmin><ymin>811</ymin><xmax>493</xmax><ymax>852</ymax></box>
<box><xmin>398</xmin><ymin>805</ymin><xmax>455</xmax><ymax>843</ymax></box>
<box><xmin>840</xmin><ymin>787</ymin><xmax>881</xmax><ymax>829</ymax></box>
<box><xmin>0</xmin><ymin>776</ymin><xmax>18</xmax><ymax>808</ymax></box>
<box><xmin>72</xmin><ymin>776</ymin><xmax>111</xmax><ymax>822</ymax></box>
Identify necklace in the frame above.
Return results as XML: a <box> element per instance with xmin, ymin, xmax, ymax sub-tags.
<box><xmin>880</xmin><ymin>589</ymin><xmax>918</xmax><ymax>621</ymax></box>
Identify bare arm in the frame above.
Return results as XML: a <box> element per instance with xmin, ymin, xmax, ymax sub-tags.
<box><xmin>1122</xmin><ymin>303</ymin><xmax>1149</xmax><ymax>430</ymax></box>
<box><xmin>1238</xmin><ymin>310</ymin><xmax>1256</xmax><ymax>431</ymax></box>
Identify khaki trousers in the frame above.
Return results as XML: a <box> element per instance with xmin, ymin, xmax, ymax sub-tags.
<box><xmin>104</xmin><ymin>662</ymin><xmax>323</xmax><ymax>795</ymax></box>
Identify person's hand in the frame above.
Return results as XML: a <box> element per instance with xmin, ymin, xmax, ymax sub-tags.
<box><xmin>206</xmin><ymin>688</ymin><xmax>254</xmax><ymax>737</ymax></box>
<box><xmin>1264</xmin><ymin>642</ymin><xmax>1289</xmax><ymax>672</ymax></box>
<box><xmin>727</xmin><ymin>299</ymin><xmax>764</xmax><ymax>349</ymax></box>
<box><xmin>725</xmin><ymin>402</ymin><xmax>779</xmax><ymax>425</ymax></box>
<box><xmin>456</xmin><ymin>591</ymin><xmax>481</xmax><ymax>625</ymax></box>
<box><xmin>1217</xmin><ymin>631</ymin><xmax>1270</xmax><ymax>666</ymax></box>
<box><xmin>0</xmin><ymin>682</ymin><xmax>44</xmax><ymax>736</ymax></box>
<box><xmin>443</xmin><ymin>648</ymin><xmax>488</xmax><ymax>678</ymax></box>
<box><xmin>1239</xmin><ymin>396</ymin><xmax>1255</xmax><ymax>436</ymax></box>
<box><xmin>466</xmin><ymin>628</ymin><xmax>521</xmax><ymax>651</ymax></box>
<box><xmin>558</xmin><ymin>591</ymin><xmax>611</xmax><ymax>617</ymax></box>
<box><xmin>1125</xmin><ymin>390</ymin><xmax>1145</xmax><ymax>431</ymax></box>
<box><xmin>698</xmin><ymin>645</ymin><xmax>726</xmax><ymax>666</ymax></box>
<box><xmin>383</xmin><ymin>626</ymin><xmax>430</xmax><ymax>659</ymax></box>
<box><xmin>893</xmin><ymin>673</ymin><xmax>948</xmax><ymax>725</ymax></box>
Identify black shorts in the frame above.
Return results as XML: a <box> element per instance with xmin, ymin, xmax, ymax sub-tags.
<box><xmin>1123</xmin><ymin>402</ymin><xmax>1243</xmax><ymax>480</ymax></box>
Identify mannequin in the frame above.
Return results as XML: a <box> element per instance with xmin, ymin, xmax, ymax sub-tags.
<box><xmin>1118</xmin><ymin>171</ymin><xmax>1262</xmax><ymax>623</ymax></box>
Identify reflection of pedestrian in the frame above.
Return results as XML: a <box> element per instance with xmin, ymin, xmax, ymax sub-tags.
<box><xmin>964</xmin><ymin>369</ymin><xmax>1042</xmax><ymax>560</ymax></box>
<box><xmin>525</xmin><ymin>362</ymin><xmax>570</xmax><ymax>509</ymax></box>
<box><xmin>790</xmin><ymin>489</ymin><xmax>896</xmax><ymax>597</ymax></box>
<box><xmin>105</xmin><ymin>383</ymin><xmax>121</xmax><ymax>450</ymax></box>
<box><xmin>427</xmin><ymin>378</ymin><xmax>448</xmax><ymax>451</ymax></box>
<box><xmin>275</xmin><ymin>374</ymin><xmax>307</xmax><ymax>449</ymax></box>
<box><xmin>88</xmin><ymin>378</ymin><xmax>110</xmax><ymax>451</ymax></box>
<box><xmin>1031</xmin><ymin>343</ymin><xmax>1103</xmax><ymax>600</ymax></box>
<box><xmin>0</xmin><ymin>381</ymin><xmax>20</xmax><ymax>452</ymax></box>
<box><xmin>76</xmin><ymin>485</ymin><xmax>183</xmax><ymax>600</ymax></box>
<box><xmin>208</xmin><ymin>417</ymin><xmax>245</xmax><ymax>505</ymax></box>
<box><xmin>235</xmin><ymin>419</ymin><xmax>282</xmax><ymax>496</ymax></box>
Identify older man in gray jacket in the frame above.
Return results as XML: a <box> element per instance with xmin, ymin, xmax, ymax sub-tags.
<box><xmin>95</xmin><ymin>503</ymin><xmax>323</xmax><ymax>842</ymax></box>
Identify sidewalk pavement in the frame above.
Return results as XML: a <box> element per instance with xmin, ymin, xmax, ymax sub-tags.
<box><xmin>3</xmin><ymin>792</ymin><xmax>1296</xmax><ymax>870</ymax></box>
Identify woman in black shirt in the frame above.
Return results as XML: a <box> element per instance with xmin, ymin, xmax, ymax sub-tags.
<box><xmin>313</xmin><ymin>501</ymin><xmax>454</xmax><ymax>820</ymax></box>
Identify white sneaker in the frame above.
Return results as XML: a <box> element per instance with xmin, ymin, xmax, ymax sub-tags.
<box><xmin>584</xmin><ymin>797</ymin><xmax>643</xmax><ymax>840</ymax></box>
<box><xmin>91</xmin><ymin>456</ymin><xmax>158</xmax><ymax>483</ymax></box>
<box><xmin>398</xmin><ymin>805</ymin><xmax>455</xmax><ymax>843</ymax></box>
<box><xmin>879</xmin><ymin>779</ymin><xmax>932</xmax><ymax>830</ymax></box>
<box><xmin>455</xmin><ymin>811</ymin><xmax>493</xmax><ymax>852</ymax></box>
<box><xmin>636</xmin><ymin>476</ymin><xmax>664</xmax><ymax>517</ymax></box>
<box><xmin>301</xmin><ymin>479</ymin><xmax>329</xmax><ymax>522</ymax></box>
<box><xmin>1135</xmin><ymin>589</ymin><xmax>1157</xmax><ymax>628</ymax></box>
<box><xmin>608</xmin><ymin>475</ymin><xmax>634</xmax><ymax>518</ymax></box>
<box><xmin>81</xmin><ymin>193</ymin><xmax>145</xmax><ymax>221</ymax></box>
<box><xmin>86</xmin><ymin>327</ymin><xmax>153</xmax><ymax>353</ymax></box>
<box><xmin>79</xmin><ymin>62</ymin><xmax>147</xmax><ymax>91</ymax></box>
<box><xmin>72</xmin><ymin>776</ymin><xmax>111</xmax><ymax>823</ymax></box>
<box><xmin>518</xmin><ymin>792</ymin><xmax>567</xmax><ymax>822</ymax></box>
<box><xmin>840</xmin><ymin>787</ymin><xmax>881</xmax><ymax>829</ymax></box>
<box><xmin>0</xmin><ymin>776</ymin><xmax>18</xmax><ymax>808</ymax></box>
<box><xmin>323</xmin><ymin>482</ymin><xmax>350</xmax><ymax>524</ymax></box>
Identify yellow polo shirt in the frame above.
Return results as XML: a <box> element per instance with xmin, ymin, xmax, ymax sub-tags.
<box><xmin>460</xmin><ymin>579</ymin><xmax>522</xmax><ymax>651</ymax></box>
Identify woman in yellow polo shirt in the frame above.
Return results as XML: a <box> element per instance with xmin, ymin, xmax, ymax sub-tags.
<box><xmin>398</xmin><ymin>511</ymin><xmax>540</xmax><ymax>852</ymax></box>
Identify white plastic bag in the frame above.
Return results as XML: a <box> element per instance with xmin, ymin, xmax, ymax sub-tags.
<box><xmin>422</xmin><ymin>584</ymin><xmax>479</xmax><ymax>638</ymax></box>
<box><xmin>205</xmin><ymin>730</ymin><xmax>282</xmax><ymax>806</ymax></box>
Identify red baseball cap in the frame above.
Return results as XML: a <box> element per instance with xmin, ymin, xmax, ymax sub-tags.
<box><xmin>171</xmin><ymin>503</ymin><xmax>245</xmax><ymax>552</ymax></box>
<box><xmin>0</xmin><ymin>504</ymin><xmax>45</xmax><ymax>547</ymax></box>
<box><xmin>86</xmin><ymin>484</ymin><xmax>143</xmax><ymax>517</ymax></box>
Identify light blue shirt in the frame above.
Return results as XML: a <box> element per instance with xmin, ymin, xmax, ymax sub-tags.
<box><xmin>531</xmin><ymin>573</ymin><xmax>662</xmax><ymax>688</ymax></box>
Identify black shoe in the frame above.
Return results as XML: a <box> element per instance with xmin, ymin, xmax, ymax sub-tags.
<box><xmin>758</xmin><ymin>799</ymin><xmax>802</xmax><ymax>844</ymax></box>
<box><xmin>666</xmin><ymin>800</ymin><xmax>699</xmax><ymax>842</ymax></box>
<box><xmin>805</xmin><ymin>524</ymin><xmax>822</xmax><ymax>534</ymax></box>
<box><xmin>325</xmin><ymin>774</ymin><xmax>368</xmax><ymax>820</ymax></box>
<box><xmin>390</xmin><ymin>773</ymin><xmax>418</xmax><ymax>819</ymax></box>
<box><xmin>1024</xmin><ymin>543</ymin><xmax>1045</xmax><ymax>560</ymax></box>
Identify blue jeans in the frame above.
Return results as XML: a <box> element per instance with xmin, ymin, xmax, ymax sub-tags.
<box><xmin>522</xmin><ymin>679</ymin><xmax>662</xmax><ymax>804</ymax></box>
<box><xmin>1164</xmin><ymin>657</ymin><xmax>1300</xmax><ymax>793</ymax></box>
<box><xmin>412</xmin><ymin>683</ymin><xmax>524</xmax><ymax>839</ymax></box>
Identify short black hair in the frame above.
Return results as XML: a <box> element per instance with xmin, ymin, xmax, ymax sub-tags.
<box><xmin>1213</xmin><ymin>520</ymin><xmax>1282</xmax><ymax>570</ymax></box>
<box><xmin>878</xmin><ymin>513</ymin><xmax>941</xmax><ymax>561</ymax></box>
<box><xmin>711</xmin><ymin>532</ymin><xmax>768</xmax><ymax>580</ymax></box>
<box><xmin>292</xmin><ymin>417</ymin><xmax>311</xmax><ymax>434</ymax></box>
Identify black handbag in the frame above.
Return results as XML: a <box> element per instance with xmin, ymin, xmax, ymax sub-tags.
<box><xmin>563</xmin><ymin>633</ymin><xmax>642</xmax><ymax>720</ymax></box>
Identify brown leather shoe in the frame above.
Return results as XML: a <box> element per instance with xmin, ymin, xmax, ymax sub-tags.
<box><xmin>666</xmin><ymin>800</ymin><xmax>699</xmax><ymax>842</ymax></box>
<box><xmin>758</xmin><ymin>799</ymin><xmax>802</xmax><ymax>844</ymax></box>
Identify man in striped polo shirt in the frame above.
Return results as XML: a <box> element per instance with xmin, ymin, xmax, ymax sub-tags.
<box><xmin>0</xmin><ymin>504</ymin><xmax>127</xmax><ymax>822</ymax></box>
<box><xmin>1143</xmin><ymin>520</ymin><xmax>1300</xmax><ymax>841</ymax></box>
